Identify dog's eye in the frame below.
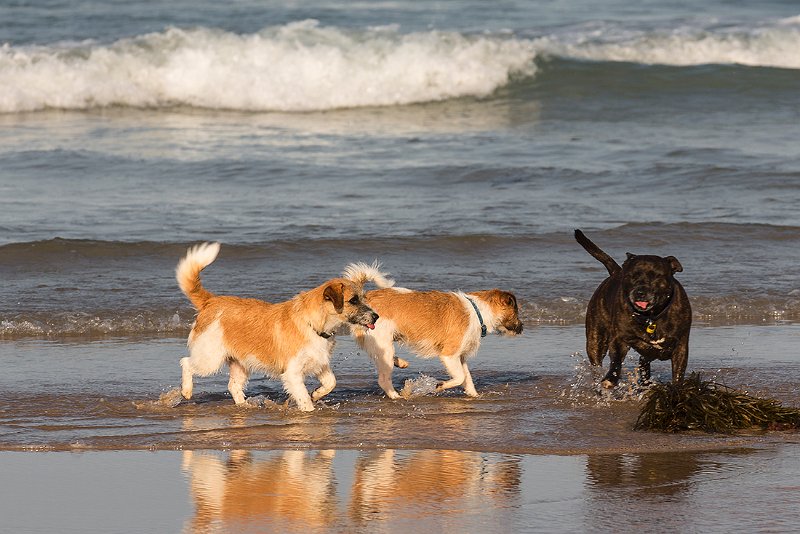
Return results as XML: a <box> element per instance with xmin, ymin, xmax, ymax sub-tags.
<box><xmin>348</xmin><ymin>296</ymin><xmax>359</xmax><ymax>305</ymax></box>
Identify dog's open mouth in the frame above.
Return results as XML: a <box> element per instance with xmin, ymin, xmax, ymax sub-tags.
<box><xmin>365</xmin><ymin>323</ymin><xmax>375</xmax><ymax>330</ymax></box>
<box><xmin>634</xmin><ymin>301</ymin><xmax>651</xmax><ymax>311</ymax></box>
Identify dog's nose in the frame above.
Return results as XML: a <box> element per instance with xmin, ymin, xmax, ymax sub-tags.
<box><xmin>371</xmin><ymin>312</ymin><xmax>379</xmax><ymax>324</ymax></box>
<box><xmin>633</xmin><ymin>288</ymin><xmax>653</xmax><ymax>300</ymax></box>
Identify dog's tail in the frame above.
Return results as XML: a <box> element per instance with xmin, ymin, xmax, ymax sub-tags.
<box><xmin>574</xmin><ymin>229</ymin><xmax>620</xmax><ymax>276</ymax></box>
<box><xmin>176</xmin><ymin>242</ymin><xmax>221</xmax><ymax>309</ymax></box>
<box><xmin>342</xmin><ymin>261</ymin><xmax>396</xmax><ymax>289</ymax></box>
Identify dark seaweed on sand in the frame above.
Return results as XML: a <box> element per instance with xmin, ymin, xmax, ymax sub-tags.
<box><xmin>635</xmin><ymin>373</ymin><xmax>800</xmax><ymax>433</ymax></box>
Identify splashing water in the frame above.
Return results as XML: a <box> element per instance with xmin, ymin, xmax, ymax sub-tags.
<box><xmin>400</xmin><ymin>374</ymin><xmax>440</xmax><ymax>399</ymax></box>
<box><xmin>245</xmin><ymin>395</ymin><xmax>267</xmax><ymax>408</ymax></box>
<box><xmin>157</xmin><ymin>387</ymin><xmax>183</xmax><ymax>408</ymax></box>
<box><xmin>561</xmin><ymin>352</ymin><xmax>652</xmax><ymax>407</ymax></box>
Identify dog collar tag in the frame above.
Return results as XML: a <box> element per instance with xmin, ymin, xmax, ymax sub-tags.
<box><xmin>646</xmin><ymin>321</ymin><xmax>656</xmax><ymax>335</ymax></box>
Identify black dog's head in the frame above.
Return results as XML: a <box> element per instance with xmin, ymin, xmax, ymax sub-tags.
<box><xmin>621</xmin><ymin>253</ymin><xmax>683</xmax><ymax>314</ymax></box>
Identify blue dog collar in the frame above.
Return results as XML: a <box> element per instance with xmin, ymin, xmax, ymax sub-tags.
<box><xmin>466</xmin><ymin>297</ymin><xmax>488</xmax><ymax>338</ymax></box>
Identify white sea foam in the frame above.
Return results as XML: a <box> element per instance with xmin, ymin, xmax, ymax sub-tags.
<box><xmin>0</xmin><ymin>20</ymin><xmax>537</xmax><ymax>113</ymax></box>
<box><xmin>2</xmin><ymin>18</ymin><xmax>799</xmax><ymax>113</ymax></box>
<box><xmin>539</xmin><ymin>20</ymin><xmax>800</xmax><ymax>68</ymax></box>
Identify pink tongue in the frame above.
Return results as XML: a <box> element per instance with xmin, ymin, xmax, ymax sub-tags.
<box><xmin>366</xmin><ymin>323</ymin><xmax>375</xmax><ymax>330</ymax></box>
<box><xmin>635</xmin><ymin>301</ymin><xmax>650</xmax><ymax>310</ymax></box>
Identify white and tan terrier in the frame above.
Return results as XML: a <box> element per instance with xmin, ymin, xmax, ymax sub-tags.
<box><xmin>343</xmin><ymin>262</ymin><xmax>523</xmax><ymax>399</ymax></box>
<box><xmin>176</xmin><ymin>243</ymin><xmax>378</xmax><ymax>411</ymax></box>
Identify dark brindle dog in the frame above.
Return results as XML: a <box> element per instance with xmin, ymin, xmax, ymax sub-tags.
<box><xmin>574</xmin><ymin>229</ymin><xmax>691</xmax><ymax>388</ymax></box>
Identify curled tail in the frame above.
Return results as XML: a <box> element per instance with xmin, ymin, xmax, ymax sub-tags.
<box><xmin>176</xmin><ymin>242</ymin><xmax>221</xmax><ymax>309</ymax></box>
<box><xmin>574</xmin><ymin>229</ymin><xmax>620</xmax><ymax>276</ymax></box>
<box><xmin>342</xmin><ymin>261</ymin><xmax>396</xmax><ymax>289</ymax></box>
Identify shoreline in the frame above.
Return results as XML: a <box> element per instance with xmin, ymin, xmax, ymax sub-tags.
<box><xmin>1</xmin><ymin>325</ymin><xmax>798</xmax><ymax>454</ymax></box>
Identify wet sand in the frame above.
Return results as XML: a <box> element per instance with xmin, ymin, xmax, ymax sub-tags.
<box><xmin>1</xmin><ymin>325</ymin><xmax>799</xmax><ymax>531</ymax></box>
<box><xmin>2</xmin><ymin>446</ymin><xmax>799</xmax><ymax>533</ymax></box>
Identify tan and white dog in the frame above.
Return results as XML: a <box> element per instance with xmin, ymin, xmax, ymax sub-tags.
<box><xmin>176</xmin><ymin>243</ymin><xmax>379</xmax><ymax>411</ymax></box>
<box><xmin>343</xmin><ymin>262</ymin><xmax>523</xmax><ymax>399</ymax></box>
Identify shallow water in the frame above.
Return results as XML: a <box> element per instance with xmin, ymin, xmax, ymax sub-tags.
<box><xmin>1</xmin><ymin>327</ymin><xmax>797</xmax><ymax>453</ymax></box>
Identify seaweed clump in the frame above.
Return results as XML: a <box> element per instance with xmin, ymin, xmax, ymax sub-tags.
<box><xmin>635</xmin><ymin>373</ymin><xmax>800</xmax><ymax>433</ymax></box>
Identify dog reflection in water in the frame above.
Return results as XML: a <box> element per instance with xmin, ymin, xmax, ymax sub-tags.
<box><xmin>182</xmin><ymin>450</ymin><xmax>337</xmax><ymax>533</ymax></box>
<box><xmin>349</xmin><ymin>449</ymin><xmax>522</xmax><ymax>525</ymax></box>
<box><xmin>182</xmin><ymin>449</ymin><xmax>523</xmax><ymax>531</ymax></box>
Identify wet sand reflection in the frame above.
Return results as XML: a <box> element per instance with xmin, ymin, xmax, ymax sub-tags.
<box><xmin>183</xmin><ymin>449</ymin><xmax>338</xmax><ymax>533</ymax></box>
<box><xmin>585</xmin><ymin>452</ymin><xmax>702</xmax><ymax>498</ymax></box>
<box><xmin>182</xmin><ymin>449</ymin><xmax>523</xmax><ymax>533</ymax></box>
<box><xmin>350</xmin><ymin>449</ymin><xmax>521</xmax><ymax>526</ymax></box>
<box><xmin>0</xmin><ymin>446</ymin><xmax>797</xmax><ymax>533</ymax></box>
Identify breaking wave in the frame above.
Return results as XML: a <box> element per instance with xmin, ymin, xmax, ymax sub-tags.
<box><xmin>0</xmin><ymin>21</ymin><xmax>537</xmax><ymax>113</ymax></box>
<box><xmin>2</xmin><ymin>17</ymin><xmax>799</xmax><ymax>113</ymax></box>
<box><xmin>538</xmin><ymin>17</ymin><xmax>800</xmax><ymax>68</ymax></box>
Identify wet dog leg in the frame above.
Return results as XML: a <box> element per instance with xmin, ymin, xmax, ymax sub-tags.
<box><xmin>227</xmin><ymin>359</ymin><xmax>249</xmax><ymax>405</ymax></box>
<box><xmin>311</xmin><ymin>364</ymin><xmax>336</xmax><ymax>401</ymax></box>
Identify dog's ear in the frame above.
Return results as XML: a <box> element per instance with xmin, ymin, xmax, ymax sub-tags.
<box><xmin>490</xmin><ymin>290</ymin><xmax>518</xmax><ymax>309</ymax></box>
<box><xmin>626</xmin><ymin>252</ymin><xmax>636</xmax><ymax>261</ymax></box>
<box><xmin>500</xmin><ymin>291</ymin><xmax>517</xmax><ymax>308</ymax></box>
<box><xmin>666</xmin><ymin>256</ymin><xmax>683</xmax><ymax>273</ymax></box>
<box><xmin>323</xmin><ymin>283</ymin><xmax>344</xmax><ymax>313</ymax></box>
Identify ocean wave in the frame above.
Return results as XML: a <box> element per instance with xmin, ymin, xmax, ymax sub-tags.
<box><xmin>3</xmin><ymin>226</ymin><xmax>800</xmax><ymax>339</ymax></box>
<box><xmin>3</xmin><ymin>295</ymin><xmax>800</xmax><ymax>339</ymax></box>
<box><xmin>0</xmin><ymin>310</ymin><xmax>191</xmax><ymax>339</ymax></box>
<box><xmin>538</xmin><ymin>19</ymin><xmax>800</xmax><ymax>68</ymax></box>
<box><xmin>0</xmin><ymin>20</ymin><xmax>537</xmax><ymax>113</ymax></box>
<box><xmin>2</xmin><ymin>223</ymin><xmax>798</xmax><ymax>257</ymax></box>
<box><xmin>3</xmin><ymin>17</ymin><xmax>799</xmax><ymax>113</ymax></box>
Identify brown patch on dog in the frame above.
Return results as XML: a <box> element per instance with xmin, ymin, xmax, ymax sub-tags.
<box><xmin>468</xmin><ymin>289</ymin><xmax>524</xmax><ymax>335</ymax></box>
<box><xmin>323</xmin><ymin>283</ymin><xmax>344</xmax><ymax>313</ymax></box>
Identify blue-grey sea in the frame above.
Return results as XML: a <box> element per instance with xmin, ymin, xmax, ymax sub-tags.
<box><xmin>1</xmin><ymin>1</ymin><xmax>799</xmax><ymax>532</ymax></box>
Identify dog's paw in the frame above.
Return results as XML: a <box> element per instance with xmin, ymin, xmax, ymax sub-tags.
<box><xmin>393</xmin><ymin>357</ymin><xmax>409</xmax><ymax>369</ymax></box>
<box><xmin>311</xmin><ymin>389</ymin><xmax>325</xmax><ymax>401</ymax></box>
<box><xmin>601</xmin><ymin>379</ymin><xmax>616</xmax><ymax>389</ymax></box>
